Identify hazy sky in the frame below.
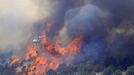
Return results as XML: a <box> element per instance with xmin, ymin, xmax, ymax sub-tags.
<box><xmin>0</xmin><ymin>0</ymin><xmax>50</xmax><ymax>51</ymax></box>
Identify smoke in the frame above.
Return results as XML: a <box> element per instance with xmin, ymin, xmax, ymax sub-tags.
<box><xmin>32</xmin><ymin>0</ymin><xmax>134</xmax><ymax>67</ymax></box>
<box><xmin>65</xmin><ymin>4</ymin><xmax>103</xmax><ymax>37</ymax></box>
<box><xmin>91</xmin><ymin>0</ymin><xmax>134</xmax><ymax>65</ymax></box>
<box><xmin>64</xmin><ymin>3</ymin><xmax>106</xmax><ymax>63</ymax></box>
<box><xmin>0</xmin><ymin>0</ymin><xmax>134</xmax><ymax>68</ymax></box>
<box><xmin>0</xmin><ymin>0</ymin><xmax>52</xmax><ymax>52</ymax></box>
<box><xmin>57</xmin><ymin>0</ymin><xmax>134</xmax><ymax>67</ymax></box>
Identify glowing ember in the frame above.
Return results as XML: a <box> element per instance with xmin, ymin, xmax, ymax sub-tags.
<box><xmin>10</xmin><ymin>24</ymin><xmax>82</xmax><ymax>75</ymax></box>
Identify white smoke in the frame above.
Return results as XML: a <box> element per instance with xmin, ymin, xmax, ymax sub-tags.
<box><xmin>0</xmin><ymin>0</ymin><xmax>51</xmax><ymax>51</ymax></box>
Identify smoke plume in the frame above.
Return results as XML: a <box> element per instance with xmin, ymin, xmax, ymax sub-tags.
<box><xmin>0</xmin><ymin>0</ymin><xmax>134</xmax><ymax>68</ymax></box>
<box><xmin>0</xmin><ymin>0</ymin><xmax>52</xmax><ymax>52</ymax></box>
<box><xmin>42</xmin><ymin>0</ymin><xmax>134</xmax><ymax>67</ymax></box>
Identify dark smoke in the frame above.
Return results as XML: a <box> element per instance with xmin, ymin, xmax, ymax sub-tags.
<box><xmin>34</xmin><ymin>0</ymin><xmax>73</xmax><ymax>36</ymax></box>
<box><xmin>66</xmin><ymin>0</ymin><xmax>134</xmax><ymax>68</ymax></box>
<box><xmin>25</xmin><ymin>0</ymin><xmax>134</xmax><ymax>68</ymax></box>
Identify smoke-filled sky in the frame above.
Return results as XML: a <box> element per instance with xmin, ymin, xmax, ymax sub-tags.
<box><xmin>0</xmin><ymin>0</ymin><xmax>134</xmax><ymax>67</ymax></box>
<box><xmin>0</xmin><ymin>0</ymin><xmax>52</xmax><ymax>51</ymax></box>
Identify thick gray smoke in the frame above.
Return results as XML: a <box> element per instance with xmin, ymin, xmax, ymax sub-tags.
<box><xmin>62</xmin><ymin>0</ymin><xmax>134</xmax><ymax>67</ymax></box>
<box><xmin>39</xmin><ymin>0</ymin><xmax>134</xmax><ymax>67</ymax></box>
<box><xmin>65</xmin><ymin>4</ymin><xmax>102</xmax><ymax>37</ymax></box>
<box><xmin>31</xmin><ymin>0</ymin><xmax>134</xmax><ymax>67</ymax></box>
<box><xmin>0</xmin><ymin>0</ymin><xmax>134</xmax><ymax>67</ymax></box>
<box><xmin>64</xmin><ymin>3</ymin><xmax>107</xmax><ymax>63</ymax></box>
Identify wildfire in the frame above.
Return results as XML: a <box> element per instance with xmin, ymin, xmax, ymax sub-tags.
<box><xmin>10</xmin><ymin>22</ymin><xmax>82</xmax><ymax>75</ymax></box>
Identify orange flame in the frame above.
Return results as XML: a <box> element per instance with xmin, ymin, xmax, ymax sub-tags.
<box><xmin>10</xmin><ymin>23</ymin><xmax>82</xmax><ymax>75</ymax></box>
<box><xmin>45</xmin><ymin>20</ymin><xmax>54</xmax><ymax>33</ymax></box>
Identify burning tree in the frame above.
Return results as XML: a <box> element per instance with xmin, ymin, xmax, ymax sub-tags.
<box><xmin>10</xmin><ymin>30</ymin><xmax>82</xmax><ymax>75</ymax></box>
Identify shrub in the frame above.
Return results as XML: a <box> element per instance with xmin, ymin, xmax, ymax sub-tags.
<box><xmin>126</xmin><ymin>65</ymin><xmax>134</xmax><ymax>75</ymax></box>
<box><xmin>103</xmin><ymin>65</ymin><xmax>115</xmax><ymax>75</ymax></box>
<box><xmin>113</xmin><ymin>69</ymin><xmax>122</xmax><ymax>75</ymax></box>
